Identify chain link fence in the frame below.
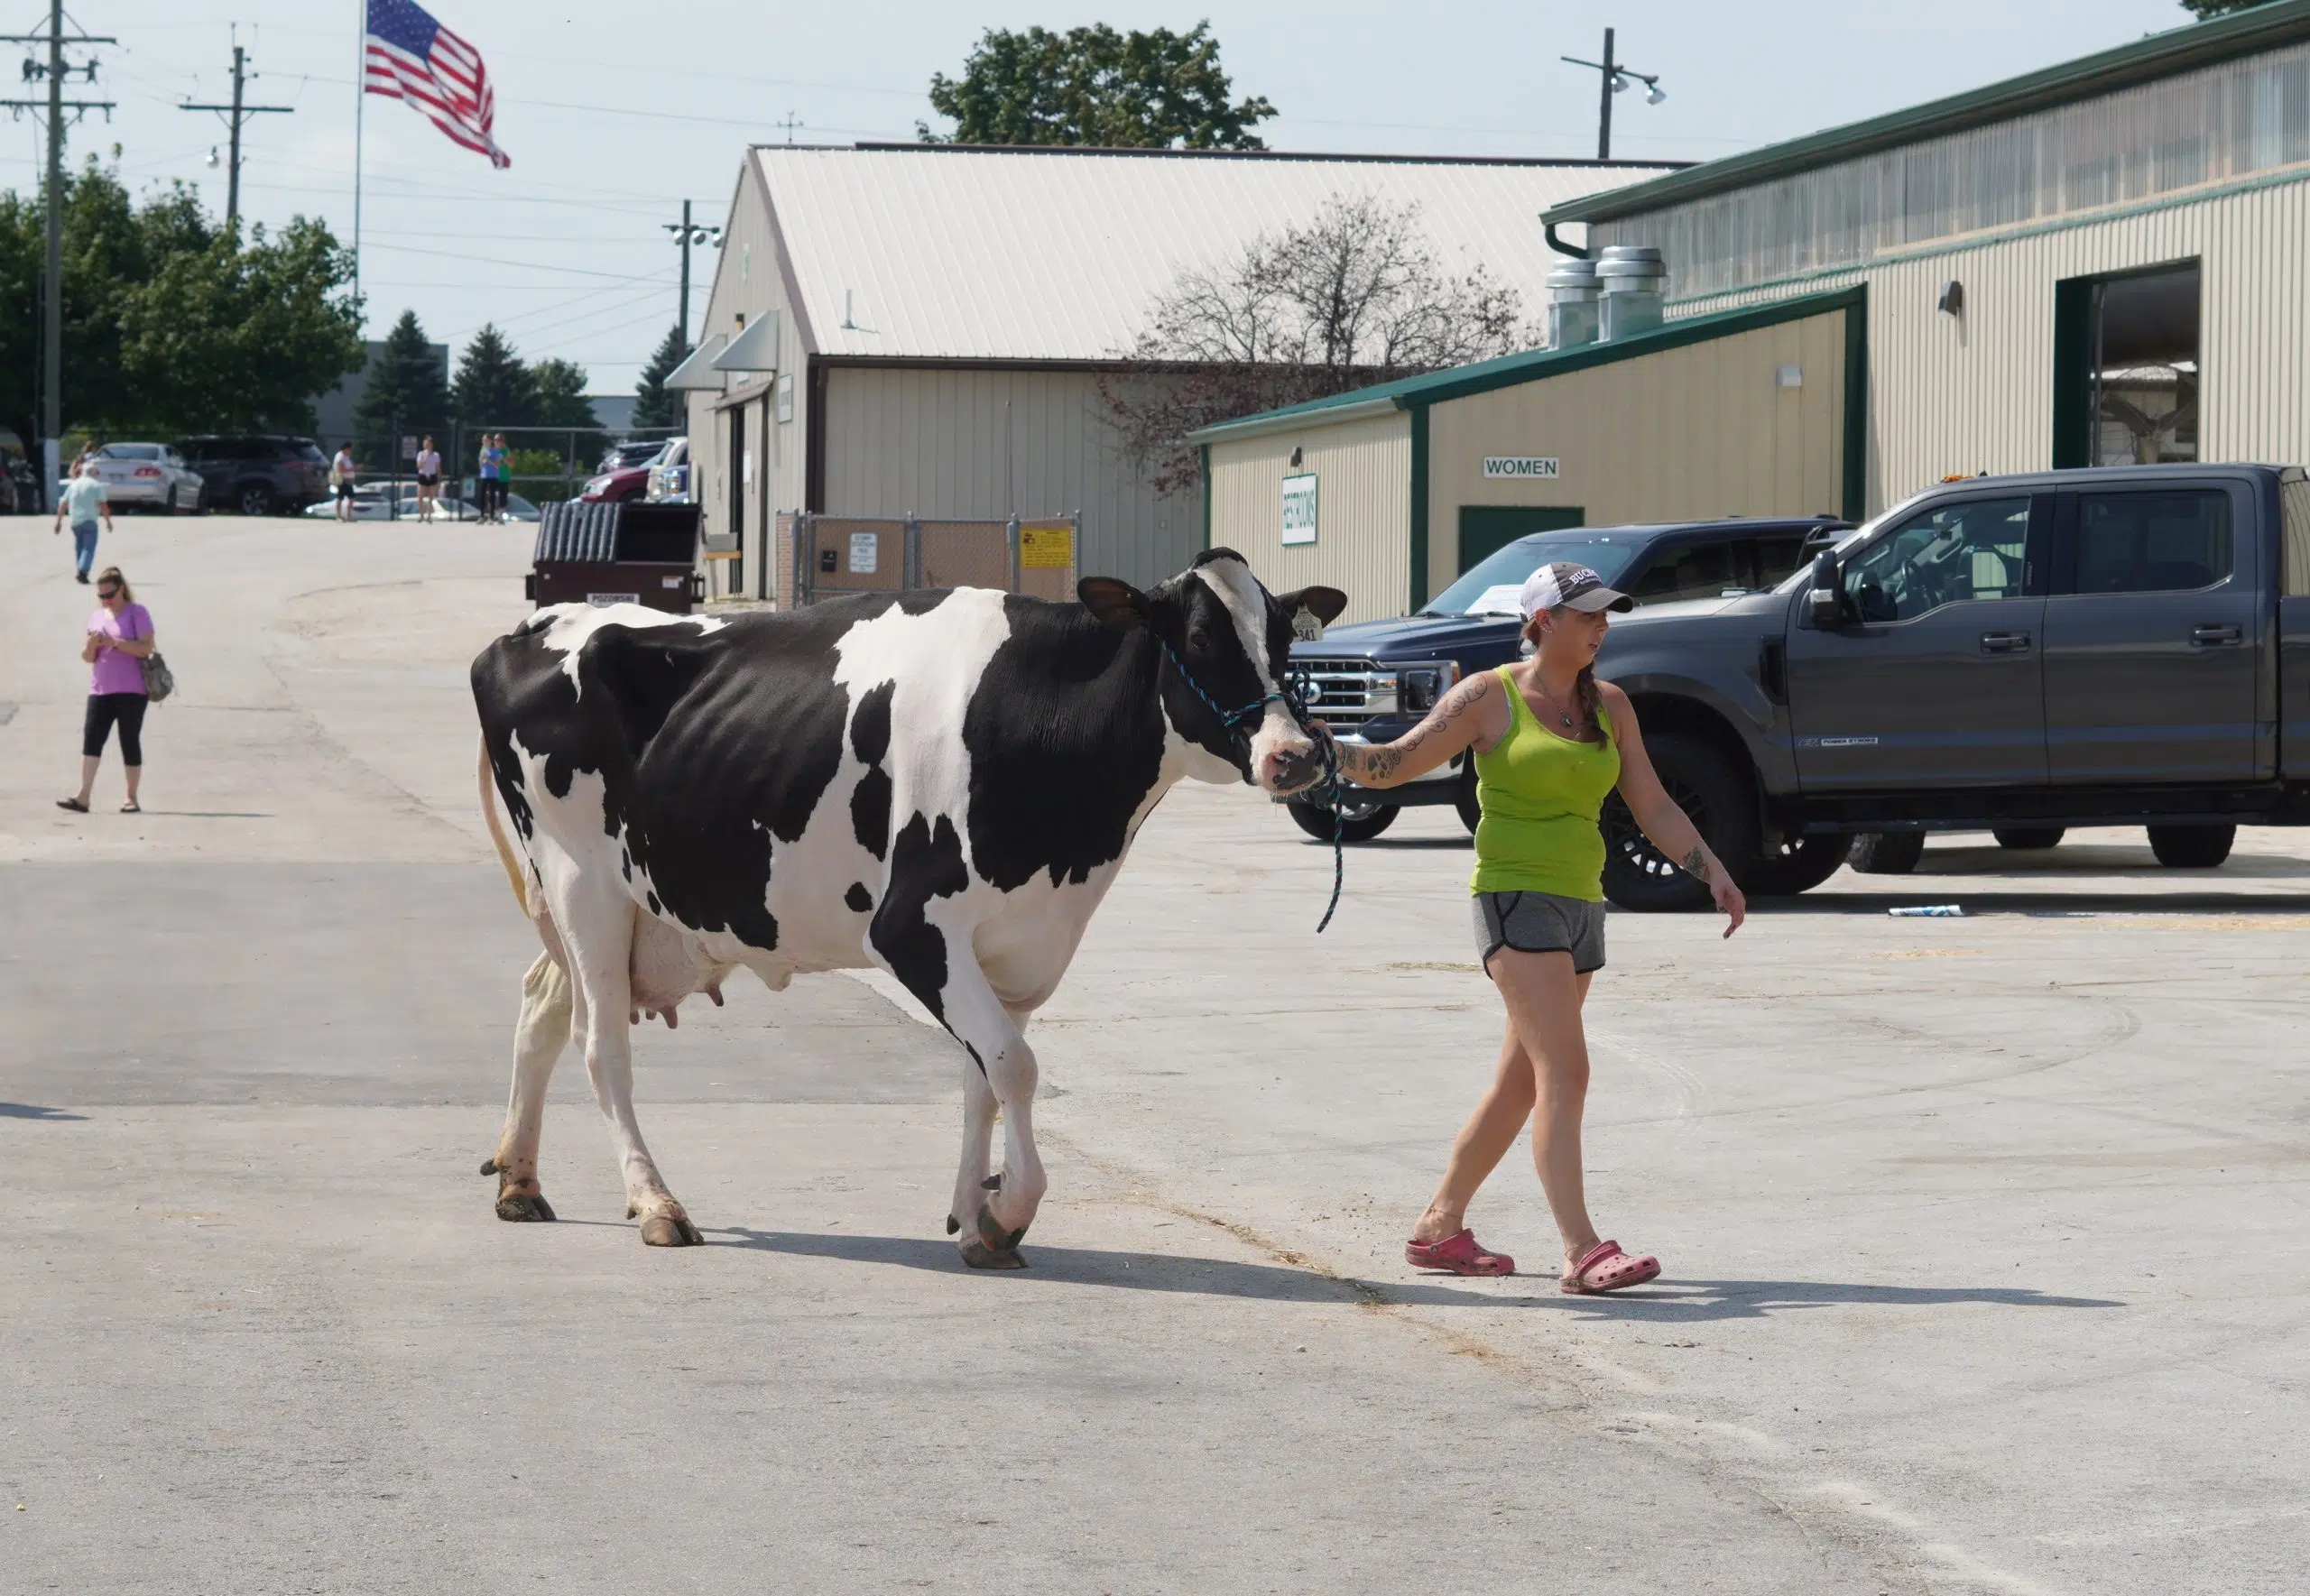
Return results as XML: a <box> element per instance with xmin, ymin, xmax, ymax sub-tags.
<box><xmin>342</xmin><ymin>422</ymin><xmax>683</xmax><ymax>520</ymax></box>
<box><xmin>774</xmin><ymin>512</ymin><xmax>1080</xmax><ymax>608</ymax></box>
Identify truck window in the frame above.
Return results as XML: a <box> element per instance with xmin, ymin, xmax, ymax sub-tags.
<box><xmin>1626</xmin><ymin>538</ymin><xmax>1742</xmax><ymax>604</ymax></box>
<box><xmin>1757</xmin><ymin>533</ymin><xmax>1811</xmax><ymax>586</ymax></box>
<box><xmin>2280</xmin><ymin>475</ymin><xmax>2310</xmax><ymax>597</ymax></box>
<box><xmin>2074</xmin><ymin>490</ymin><xmax>2231</xmax><ymax>593</ymax></box>
<box><xmin>1842</xmin><ymin>497</ymin><xmax>2030</xmax><ymax>622</ymax></box>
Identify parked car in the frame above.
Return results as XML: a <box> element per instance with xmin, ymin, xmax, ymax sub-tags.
<box><xmin>1306</xmin><ymin>464</ymin><xmax>2310</xmax><ymax>911</ymax></box>
<box><xmin>1284</xmin><ymin>514</ymin><xmax>1847</xmax><ymax>847</ymax></box>
<box><xmin>0</xmin><ymin>451</ymin><xmax>35</xmax><ymax>513</ymax></box>
<box><xmin>580</xmin><ymin>440</ymin><xmax>665</xmax><ymax>503</ymax></box>
<box><xmin>88</xmin><ymin>442</ymin><xmax>204</xmax><ymax>513</ymax></box>
<box><xmin>302</xmin><ymin>484</ymin><xmax>541</xmax><ymax>522</ymax></box>
<box><xmin>180</xmin><ymin>434</ymin><xmax>332</xmax><ymax>514</ymax></box>
<box><xmin>643</xmin><ymin>437</ymin><xmax>689</xmax><ymax>503</ymax></box>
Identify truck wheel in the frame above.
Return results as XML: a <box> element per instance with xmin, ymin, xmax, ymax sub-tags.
<box><xmin>1454</xmin><ymin>761</ymin><xmax>1481</xmax><ymax>835</ymax></box>
<box><xmin>1848</xmin><ymin>832</ymin><xmax>1927</xmax><ymax>874</ymax></box>
<box><xmin>1742</xmin><ymin>832</ymin><xmax>1849</xmax><ymax>897</ymax></box>
<box><xmin>236</xmin><ymin>483</ymin><xmax>274</xmax><ymax>517</ymax></box>
<box><xmin>1600</xmin><ymin>733</ymin><xmax>1756</xmax><ymax>912</ymax></box>
<box><xmin>1287</xmin><ymin>796</ymin><xmax>1399</xmax><ymax>844</ymax></box>
<box><xmin>1992</xmin><ymin>827</ymin><xmax>2065</xmax><ymax>850</ymax></box>
<box><xmin>2148</xmin><ymin>824</ymin><xmax>2234</xmax><ymax>869</ymax></box>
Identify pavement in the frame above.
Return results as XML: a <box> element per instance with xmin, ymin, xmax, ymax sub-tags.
<box><xmin>2</xmin><ymin>511</ymin><xmax>2305</xmax><ymax>1594</ymax></box>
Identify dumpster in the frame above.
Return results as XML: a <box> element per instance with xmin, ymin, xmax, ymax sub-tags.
<box><xmin>526</xmin><ymin>500</ymin><xmax>704</xmax><ymax>613</ymax></box>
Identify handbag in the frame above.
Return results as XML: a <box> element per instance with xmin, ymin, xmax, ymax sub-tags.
<box><xmin>140</xmin><ymin>650</ymin><xmax>175</xmax><ymax>703</ymax></box>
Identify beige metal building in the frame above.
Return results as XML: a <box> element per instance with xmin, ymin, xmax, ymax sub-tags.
<box><xmin>1201</xmin><ymin>3</ymin><xmax>2310</xmax><ymax>622</ymax></box>
<box><xmin>668</xmin><ymin>143</ymin><xmax>1674</xmax><ymax>599</ymax></box>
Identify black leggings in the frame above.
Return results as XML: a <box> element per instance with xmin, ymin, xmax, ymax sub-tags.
<box><xmin>83</xmin><ymin>692</ymin><xmax>148</xmax><ymax>764</ymax></box>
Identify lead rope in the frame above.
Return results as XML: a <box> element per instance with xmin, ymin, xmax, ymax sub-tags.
<box><xmin>1159</xmin><ymin>638</ymin><xmax>1347</xmax><ymax>935</ymax></box>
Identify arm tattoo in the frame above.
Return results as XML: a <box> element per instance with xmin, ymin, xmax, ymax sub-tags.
<box><xmin>1680</xmin><ymin>845</ymin><xmax>1711</xmax><ymax>882</ymax></box>
<box><xmin>1336</xmin><ymin>673</ymin><xmax>1488</xmax><ymax>787</ymax></box>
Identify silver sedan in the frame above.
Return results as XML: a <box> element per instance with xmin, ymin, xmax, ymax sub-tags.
<box><xmin>88</xmin><ymin>443</ymin><xmax>203</xmax><ymax>513</ymax></box>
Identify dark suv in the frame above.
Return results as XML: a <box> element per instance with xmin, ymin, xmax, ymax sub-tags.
<box><xmin>180</xmin><ymin>435</ymin><xmax>331</xmax><ymax>514</ymax></box>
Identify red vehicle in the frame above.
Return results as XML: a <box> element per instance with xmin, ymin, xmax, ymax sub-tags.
<box><xmin>578</xmin><ymin>439</ymin><xmax>666</xmax><ymax>503</ymax></box>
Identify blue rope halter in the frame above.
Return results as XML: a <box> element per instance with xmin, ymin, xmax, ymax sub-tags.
<box><xmin>1157</xmin><ymin>637</ymin><xmax>1347</xmax><ymax>934</ymax></box>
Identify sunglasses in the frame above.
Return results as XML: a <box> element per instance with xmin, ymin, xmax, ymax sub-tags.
<box><xmin>96</xmin><ymin>586</ymin><xmax>120</xmax><ymax>596</ymax></box>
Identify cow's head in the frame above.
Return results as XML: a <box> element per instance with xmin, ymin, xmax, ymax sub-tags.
<box><xmin>1080</xmin><ymin>550</ymin><xmax>1348</xmax><ymax>794</ymax></box>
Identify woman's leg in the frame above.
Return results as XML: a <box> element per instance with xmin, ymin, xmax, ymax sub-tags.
<box><xmin>76</xmin><ymin>696</ymin><xmax>112</xmax><ymax>805</ymax></box>
<box><xmin>1489</xmin><ymin>950</ymin><xmax>1601</xmax><ymax>1271</ymax></box>
<box><xmin>116</xmin><ymin>697</ymin><xmax>146</xmax><ymax>802</ymax></box>
<box><xmin>1410</xmin><ymin>1025</ymin><xmax>1537</xmax><ymax>1243</ymax></box>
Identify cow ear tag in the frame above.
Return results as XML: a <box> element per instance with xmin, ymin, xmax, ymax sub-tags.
<box><xmin>1291</xmin><ymin>606</ymin><xmax>1326</xmax><ymax>642</ymax></box>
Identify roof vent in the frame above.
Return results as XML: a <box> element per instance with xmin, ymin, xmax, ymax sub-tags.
<box><xmin>1596</xmin><ymin>245</ymin><xmax>1667</xmax><ymax>341</ymax></box>
<box><xmin>1546</xmin><ymin>259</ymin><xmax>1600</xmax><ymax>350</ymax></box>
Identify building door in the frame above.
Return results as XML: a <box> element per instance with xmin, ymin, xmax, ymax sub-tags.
<box><xmin>1787</xmin><ymin>493</ymin><xmax>2050</xmax><ymax>790</ymax></box>
<box><xmin>1458</xmin><ymin>505</ymin><xmax>1584</xmax><ymax>574</ymax></box>
<box><xmin>726</xmin><ymin>405</ymin><xmax>746</xmax><ymax>595</ymax></box>
<box><xmin>2041</xmin><ymin>483</ymin><xmax>2263</xmax><ymax>782</ymax></box>
<box><xmin>2053</xmin><ymin>261</ymin><xmax>2200</xmax><ymax>469</ymax></box>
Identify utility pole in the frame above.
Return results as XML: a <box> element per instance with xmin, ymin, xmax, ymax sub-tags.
<box><xmin>2</xmin><ymin>2</ymin><xmax>116</xmax><ymax>508</ymax></box>
<box><xmin>662</xmin><ymin>201</ymin><xmax>724</xmax><ymax>353</ymax></box>
<box><xmin>180</xmin><ymin>39</ymin><xmax>293</xmax><ymax>231</ymax></box>
<box><xmin>1560</xmin><ymin>27</ymin><xmax>1664</xmax><ymax>161</ymax></box>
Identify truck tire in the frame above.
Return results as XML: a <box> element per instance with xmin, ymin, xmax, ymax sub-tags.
<box><xmin>1600</xmin><ymin>732</ymin><xmax>1756</xmax><ymax>912</ymax></box>
<box><xmin>1287</xmin><ymin>796</ymin><xmax>1399</xmax><ymax>844</ymax></box>
<box><xmin>1992</xmin><ymin>826</ymin><xmax>2065</xmax><ymax>850</ymax></box>
<box><xmin>1742</xmin><ymin>832</ymin><xmax>1850</xmax><ymax>897</ymax></box>
<box><xmin>1848</xmin><ymin>831</ymin><xmax>1927</xmax><ymax>875</ymax></box>
<box><xmin>1455</xmin><ymin>761</ymin><xmax>1481</xmax><ymax>835</ymax></box>
<box><xmin>2148</xmin><ymin>824</ymin><xmax>2234</xmax><ymax>869</ymax></box>
<box><xmin>236</xmin><ymin>483</ymin><xmax>274</xmax><ymax>517</ymax></box>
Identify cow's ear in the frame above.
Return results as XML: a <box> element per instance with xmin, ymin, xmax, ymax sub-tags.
<box><xmin>1078</xmin><ymin>577</ymin><xmax>1151</xmax><ymax>631</ymax></box>
<box><xmin>1277</xmin><ymin>586</ymin><xmax>1348</xmax><ymax>625</ymax></box>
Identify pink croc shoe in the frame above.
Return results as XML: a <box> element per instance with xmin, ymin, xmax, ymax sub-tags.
<box><xmin>1405</xmin><ymin>1229</ymin><xmax>1515</xmax><ymax>1277</ymax></box>
<box><xmin>1560</xmin><ymin>1239</ymin><xmax>1661</xmax><ymax>1295</ymax></box>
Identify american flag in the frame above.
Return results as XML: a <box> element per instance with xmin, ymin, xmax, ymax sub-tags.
<box><xmin>364</xmin><ymin>0</ymin><xmax>509</xmax><ymax>168</ymax></box>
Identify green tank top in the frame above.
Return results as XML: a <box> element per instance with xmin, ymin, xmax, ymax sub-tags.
<box><xmin>1469</xmin><ymin>665</ymin><xmax>1621</xmax><ymax>901</ymax></box>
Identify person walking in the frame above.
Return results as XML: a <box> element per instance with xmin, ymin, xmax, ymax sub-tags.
<box><xmin>330</xmin><ymin>444</ymin><xmax>358</xmax><ymax>521</ymax></box>
<box><xmin>1317</xmin><ymin>562</ymin><xmax>1745</xmax><ymax>1293</ymax></box>
<box><xmin>414</xmin><ymin>436</ymin><xmax>442</xmax><ymax>522</ymax></box>
<box><xmin>58</xmin><ymin>566</ymin><xmax>156</xmax><ymax>815</ymax></box>
<box><xmin>51</xmin><ymin>453</ymin><xmax>112</xmax><ymax>584</ymax></box>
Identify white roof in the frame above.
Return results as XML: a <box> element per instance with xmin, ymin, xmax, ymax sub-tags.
<box><xmin>750</xmin><ymin>146</ymin><xmax>1677</xmax><ymax>363</ymax></box>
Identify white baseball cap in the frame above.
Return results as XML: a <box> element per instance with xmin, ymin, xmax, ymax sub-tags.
<box><xmin>1518</xmin><ymin>561</ymin><xmax>1635</xmax><ymax>617</ymax></box>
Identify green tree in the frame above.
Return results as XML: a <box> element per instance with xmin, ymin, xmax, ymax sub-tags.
<box><xmin>2180</xmin><ymin>1</ymin><xmax>2275</xmax><ymax>15</ymax></box>
<box><xmin>531</xmin><ymin>355</ymin><xmax>608</xmax><ymax>480</ymax></box>
<box><xmin>352</xmin><ymin>309</ymin><xmax>452</xmax><ymax>466</ymax></box>
<box><xmin>451</xmin><ymin>322</ymin><xmax>537</xmax><ymax>431</ymax></box>
<box><xmin>919</xmin><ymin>23</ymin><xmax>1275</xmax><ymax>149</ymax></box>
<box><xmin>631</xmin><ymin>323</ymin><xmax>687</xmax><ymax>431</ymax></box>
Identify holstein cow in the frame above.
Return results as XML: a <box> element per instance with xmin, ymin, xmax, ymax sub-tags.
<box><xmin>471</xmin><ymin>550</ymin><xmax>1346</xmax><ymax>1266</ymax></box>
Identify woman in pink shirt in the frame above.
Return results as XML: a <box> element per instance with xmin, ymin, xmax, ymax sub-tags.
<box><xmin>59</xmin><ymin>565</ymin><xmax>156</xmax><ymax>814</ymax></box>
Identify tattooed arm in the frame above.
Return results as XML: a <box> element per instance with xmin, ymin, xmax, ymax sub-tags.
<box><xmin>1322</xmin><ymin>669</ymin><xmax>1509</xmax><ymax>790</ymax></box>
<box><xmin>1597</xmin><ymin>683</ymin><xmax>1747</xmax><ymax>936</ymax></box>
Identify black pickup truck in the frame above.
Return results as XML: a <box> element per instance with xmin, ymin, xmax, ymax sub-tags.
<box><xmin>1289</xmin><ymin>464</ymin><xmax>2310</xmax><ymax>909</ymax></box>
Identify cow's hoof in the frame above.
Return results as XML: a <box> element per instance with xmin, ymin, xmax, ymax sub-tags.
<box><xmin>945</xmin><ymin>1214</ymin><xmax>961</xmax><ymax>1235</ymax></box>
<box><xmin>639</xmin><ymin>1213</ymin><xmax>705</xmax><ymax>1247</ymax></box>
<box><xmin>960</xmin><ymin>1238</ymin><xmax>1028</xmax><ymax>1269</ymax></box>
<box><xmin>478</xmin><ymin>1157</ymin><xmax>501</xmax><ymax>1176</ymax></box>
<box><xmin>495</xmin><ymin>1191</ymin><xmax>556</xmax><ymax>1222</ymax></box>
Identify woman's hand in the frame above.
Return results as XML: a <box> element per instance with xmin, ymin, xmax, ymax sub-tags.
<box><xmin>1711</xmin><ymin>871</ymin><xmax>1746</xmax><ymax>937</ymax></box>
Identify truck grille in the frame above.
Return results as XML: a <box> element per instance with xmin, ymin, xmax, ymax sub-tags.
<box><xmin>1287</xmin><ymin>657</ymin><xmax>1393</xmax><ymax>726</ymax></box>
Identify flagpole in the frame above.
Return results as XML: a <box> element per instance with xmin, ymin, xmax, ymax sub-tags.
<box><xmin>352</xmin><ymin>0</ymin><xmax>365</xmax><ymax>331</ymax></box>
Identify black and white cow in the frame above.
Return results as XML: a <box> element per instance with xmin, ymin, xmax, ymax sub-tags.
<box><xmin>471</xmin><ymin>550</ymin><xmax>1346</xmax><ymax>1266</ymax></box>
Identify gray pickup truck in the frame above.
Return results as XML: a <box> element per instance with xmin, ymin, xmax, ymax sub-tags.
<box><xmin>1577</xmin><ymin>463</ymin><xmax>2310</xmax><ymax>909</ymax></box>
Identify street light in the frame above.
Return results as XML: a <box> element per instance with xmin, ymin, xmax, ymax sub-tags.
<box><xmin>1561</xmin><ymin>28</ymin><xmax>1665</xmax><ymax>159</ymax></box>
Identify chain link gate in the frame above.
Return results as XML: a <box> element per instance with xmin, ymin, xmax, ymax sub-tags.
<box><xmin>774</xmin><ymin>512</ymin><xmax>1079</xmax><ymax>608</ymax></box>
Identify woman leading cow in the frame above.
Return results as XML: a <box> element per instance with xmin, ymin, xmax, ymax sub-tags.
<box><xmin>1317</xmin><ymin>562</ymin><xmax>1743</xmax><ymax>1294</ymax></box>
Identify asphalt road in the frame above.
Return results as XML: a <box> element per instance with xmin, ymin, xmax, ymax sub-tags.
<box><xmin>2</xmin><ymin>512</ymin><xmax>2305</xmax><ymax>1593</ymax></box>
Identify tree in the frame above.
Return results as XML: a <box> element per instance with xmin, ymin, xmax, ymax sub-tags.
<box><xmin>531</xmin><ymin>355</ymin><xmax>608</xmax><ymax>475</ymax></box>
<box><xmin>451</xmin><ymin>323</ymin><xmax>536</xmax><ymax>431</ymax></box>
<box><xmin>631</xmin><ymin>323</ymin><xmax>687</xmax><ymax>431</ymax></box>
<box><xmin>352</xmin><ymin>309</ymin><xmax>452</xmax><ymax>465</ymax></box>
<box><xmin>919</xmin><ymin>23</ymin><xmax>1275</xmax><ymax>149</ymax></box>
<box><xmin>2180</xmin><ymin>1</ymin><xmax>2275</xmax><ymax>15</ymax></box>
<box><xmin>1099</xmin><ymin>194</ymin><xmax>1533</xmax><ymax>495</ymax></box>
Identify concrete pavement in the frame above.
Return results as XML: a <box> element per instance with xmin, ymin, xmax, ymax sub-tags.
<box><xmin>3</xmin><ymin>512</ymin><xmax>2305</xmax><ymax>1593</ymax></box>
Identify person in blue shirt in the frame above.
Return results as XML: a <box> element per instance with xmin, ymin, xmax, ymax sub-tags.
<box><xmin>51</xmin><ymin>456</ymin><xmax>114</xmax><ymax>583</ymax></box>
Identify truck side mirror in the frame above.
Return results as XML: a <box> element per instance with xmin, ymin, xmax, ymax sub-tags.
<box><xmin>1806</xmin><ymin>551</ymin><xmax>1844</xmax><ymax>628</ymax></box>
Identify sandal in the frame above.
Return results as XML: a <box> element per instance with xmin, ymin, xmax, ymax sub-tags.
<box><xmin>56</xmin><ymin>797</ymin><xmax>88</xmax><ymax>813</ymax></box>
<box><xmin>1560</xmin><ymin>1239</ymin><xmax>1661</xmax><ymax>1295</ymax></box>
<box><xmin>120</xmin><ymin>801</ymin><xmax>141</xmax><ymax>813</ymax></box>
<box><xmin>1405</xmin><ymin>1229</ymin><xmax>1515</xmax><ymax>1277</ymax></box>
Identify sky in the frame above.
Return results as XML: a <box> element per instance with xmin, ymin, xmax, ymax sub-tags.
<box><xmin>5</xmin><ymin>0</ymin><xmax>2201</xmax><ymax>395</ymax></box>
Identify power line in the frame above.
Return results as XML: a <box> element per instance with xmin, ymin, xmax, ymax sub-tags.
<box><xmin>177</xmin><ymin>35</ymin><xmax>291</xmax><ymax>229</ymax></box>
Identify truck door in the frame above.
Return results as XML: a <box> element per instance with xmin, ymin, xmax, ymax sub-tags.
<box><xmin>2042</xmin><ymin>483</ymin><xmax>2265</xmax><ymax>781</ymax></box>
<box><xmin>1787</xmin><ymin>493</ymin><xmax>2049</xmax><ymax>789</ymax></box>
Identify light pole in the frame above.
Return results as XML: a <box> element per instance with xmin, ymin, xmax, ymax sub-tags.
<box><xmin>1561</xmin><ymin>27</ymin><xmax>1665</xmax><ymax>161</ymax></box>
<box><xmin>663</xmin><ymin>200</ymin><xmax>724</xmax><ymax>352</ymax></box>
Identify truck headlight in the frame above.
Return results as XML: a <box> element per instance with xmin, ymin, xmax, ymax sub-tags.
<box><xmin>1385</xmin><ymin>660</ymin><xmax>1462</xmax><ymax>715</ymax></box>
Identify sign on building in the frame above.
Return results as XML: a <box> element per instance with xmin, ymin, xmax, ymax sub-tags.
<box><xmin>848</xmin><ymin>530</ymin><xmax>879</xmax><ymax>573</ymax></box>
<box><xmin>1020</xmin><ymin>522</ymin><xmax>1073</xmax><ymax>568</ymax></box>
<box><xmin>1280</xmin><ymin>472</ymin><xmax>1318</xmax><ymax>546</ymax></box>
<box><xmin>1482</xmin><ymin>457</ymin><xmax>1560</xmax><ymax>479</ymax></box>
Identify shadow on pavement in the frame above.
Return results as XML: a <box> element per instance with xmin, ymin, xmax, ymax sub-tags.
<box><xmin>1753</xmin><ymin>890</ymin><xmax>2310</xmax><ymax>916</ymax></box>
<box><xmin>1552</xmin><ymin>1278</ymin><xmax>2126</xmax><ymax>1319</ymax></box>
<box><xmin>0</xmin><ymin>1102</ymin><xmax>89</xmax><ymax>1121</ymax></box>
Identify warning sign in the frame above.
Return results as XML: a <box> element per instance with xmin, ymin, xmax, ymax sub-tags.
<box><xmin>1020</xmin><ymin>523</ymin><xmax>1073</xmax><ymax>569</ymax></box>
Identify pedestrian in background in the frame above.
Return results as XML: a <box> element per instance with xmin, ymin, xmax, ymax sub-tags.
<box><xmin>58</xmin><ymin>566</ymin><xmax>155</xmax><ymax>815</ymax></box>
<box><xmin>477</xmin><ymin>434</ymin><xmax>508</xmax><ymax>523</ymax></box>
<box><xmin>331</xmin><ymin>444</ymin><xmax>358</xmax><ymax>521</ymax></box>
<box><xmin>414</xmin><ymin>436</ymin><xmax>442</xmax><ymax>523</ymax></box>
<box><xmin>51</xmin><ymin>454</ymin><xmax>112</xmax><ymax>584</ymax></box>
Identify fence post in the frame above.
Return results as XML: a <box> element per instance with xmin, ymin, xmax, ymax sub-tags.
<box><xmin>1070</xmin><ymin>509</ymin><xmax>1081</xmax><ymax>592</ymax></box>
<box><xmin>902</xmin><ymin>512</ymin><xmax>922</xmax><ymax>592</ymax></box>
<box><xmin>1006</xmin><ymin>513</ymin><xmax>1021</xmax><ymax>595</ymax></box>
<box><xmin>796</xmin><ymin>512</ymin><xmax>814</xmax><ymax>607</ymax></box>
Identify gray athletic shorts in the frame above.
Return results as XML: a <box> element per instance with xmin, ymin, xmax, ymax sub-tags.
<box><xmin>1472</xmin><ymin>890</ymin><xmax>1607</xmax><ymax>973</ymax></box>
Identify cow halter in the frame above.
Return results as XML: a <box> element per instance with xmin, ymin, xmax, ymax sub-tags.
<box><xmin>1155</xmin><ymin>636</ymin><xmax>1347</xmax><ymax>935</ymax></box>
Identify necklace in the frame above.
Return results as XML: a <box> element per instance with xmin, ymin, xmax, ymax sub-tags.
<box><xmin>1531</xmin><ymin>678</ymin><xmax>1577</xmax><ymax>730</ymax></box>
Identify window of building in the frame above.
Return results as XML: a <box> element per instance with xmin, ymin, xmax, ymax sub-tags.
<box><xmin>2056</xmin><ymin>261</ymin><xmax>2201</xmax><ymax>469</ymax></box>
<box><xmin>2073</xmin><ymin>489</ymin><xmax>2232</xmax><ymax>593</ymax></box>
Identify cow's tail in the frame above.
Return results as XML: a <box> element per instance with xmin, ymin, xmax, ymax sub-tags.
<box><xmin>477</xmin><ymin>736</ymin><xmax>538</xmax><ymax>919</ymax></box>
